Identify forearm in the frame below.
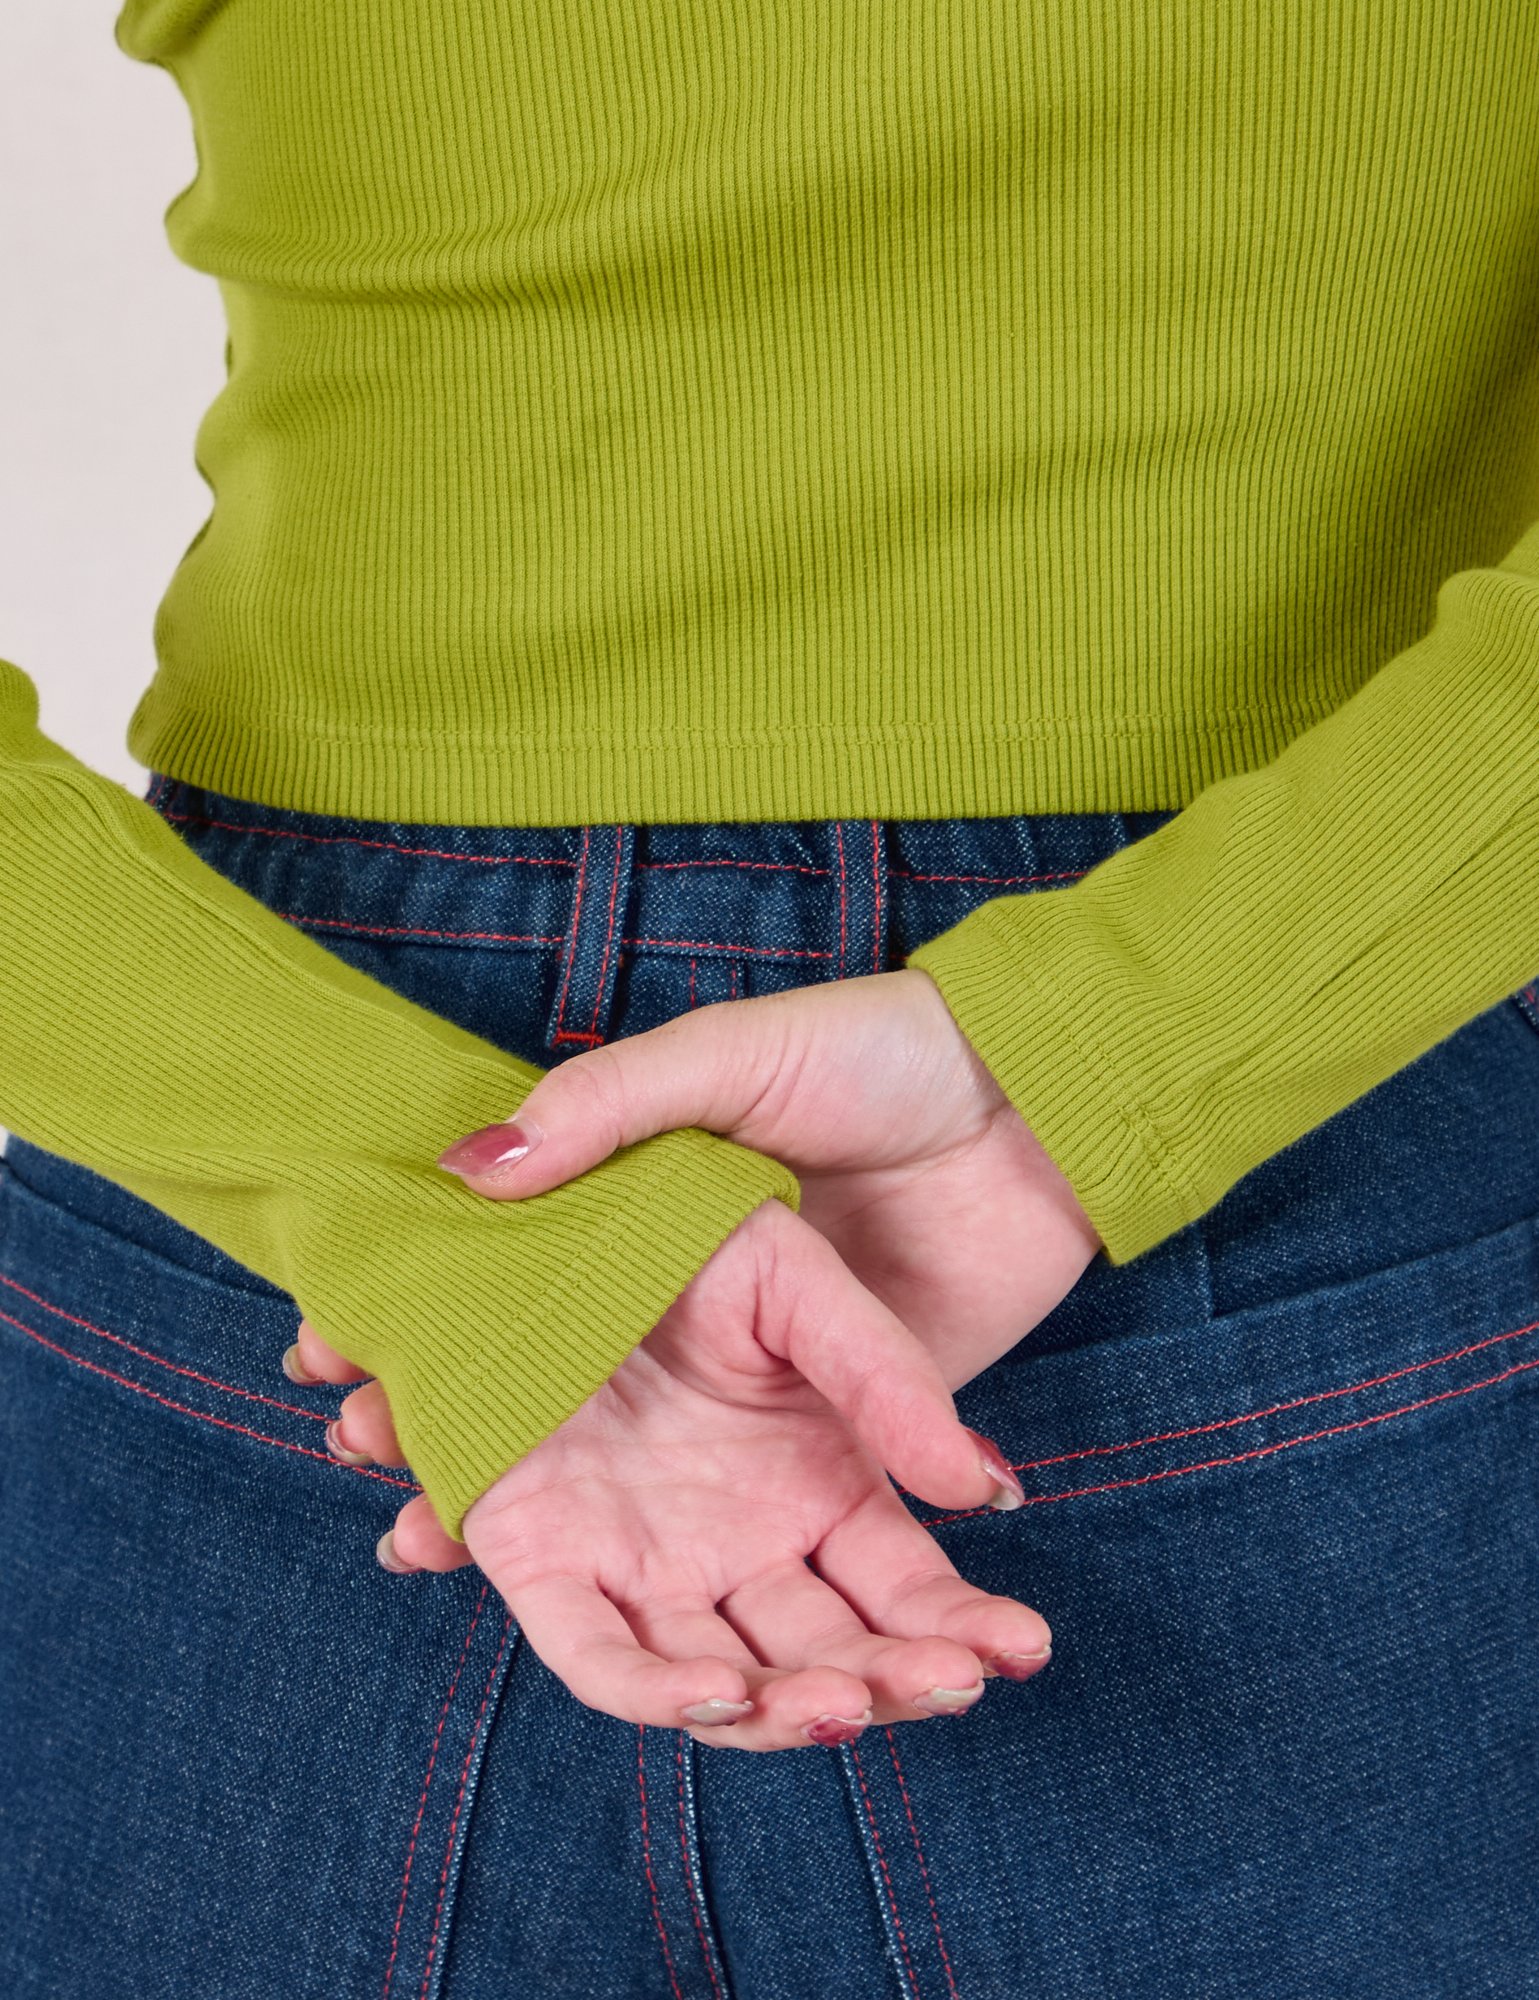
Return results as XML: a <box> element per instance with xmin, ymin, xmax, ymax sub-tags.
<box><xmin>912</xmin><ymin>518</ymin><xmax>1539</xmax><ymax>1262</ymax></box>
<box><xmin>0</xmin><ymin>658</ymin><xmax>796</xmax><ymax>1528</ymax></box>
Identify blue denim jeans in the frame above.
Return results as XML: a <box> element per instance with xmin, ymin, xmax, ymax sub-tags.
<box><xmin>4</xmin><ymin>777</ymin><xmax>1538</xmax><ymax>1998</ymax></box>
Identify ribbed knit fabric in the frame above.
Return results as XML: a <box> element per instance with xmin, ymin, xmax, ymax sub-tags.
<box><xmin>0</xmin><ymin>664</ymin><xmax>797</xmax><ymax>1531</ymax></box>
<box><xmin>912</xmin><ymin>521</ymin><xmax>1539</xmax><ymax>1258</ymax></box>
<box><xmin>118</xmin><ymin>0</ymin><xmax>1539</xmax><ymax>828</ymax></box>
<box><xmin>1</xmin><ymin>0</ymin><xmax>1537</xmax><ymax>1523</ymax></box>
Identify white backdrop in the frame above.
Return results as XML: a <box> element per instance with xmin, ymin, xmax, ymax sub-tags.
<box><xmin>0</xmin><ymin>4</ymin><xmax>227</xmax><ymax>791</ymax></box>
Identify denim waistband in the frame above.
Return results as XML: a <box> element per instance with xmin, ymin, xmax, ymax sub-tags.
<box><xmin>139</xmin><ymin>773</ymin><xmax>1539</xmax><ymax>1321</ymax></box>
<box><xmin>147</xmin><ymin>776</ymin><xmax>1173</xmax><ymax>1069</ymax></box>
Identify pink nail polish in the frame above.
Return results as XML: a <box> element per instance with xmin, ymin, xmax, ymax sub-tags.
<box><xmin>913</xmin><ymin>1681</ymin><xmax>985</xmax><ymax>1718</ymax></box>
<box><xmin>802</xmin><ymin>1710</ymin><xmax>872</xmax><ymax>1747</ymax></box>
<box><xmin>986</xmin><ymin>1647</ymin><xmax>1052</xmax><ymax>1681</ymax></box>
<box><xmin>280</xmin><ymin>1343</ymin><xmax>317</xmax><ymax>1386</ymax></box>
<box><xmin>680</xmin><ymin>1699</ymin><xmax>754</xmax><ymax>1726</ymax></box>
<box><xmin>326</xmin><ymin>1419</ymin><xmax>373</xmax><ymax>1468</ymax></box>
<box><xmin>437</xmin><ymin>1120</ymin><xmax>542</xmax><ymax>1180</ymax></box>
<box><xmin>966</xmin><ymin>1427</ymin><xmax>1026</xmax><ymax>1510</ymax></box>
<box><xmin>376</xmin><ymin>1531</ymin><xmax>420</xmax><ymax>1575</ymax></box>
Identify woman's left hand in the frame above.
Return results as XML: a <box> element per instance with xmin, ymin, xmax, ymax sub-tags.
<box><xmin>288</xmin><ymin>1196</ymin><xmax>1055</xmax><ymax>1749</ymax></box>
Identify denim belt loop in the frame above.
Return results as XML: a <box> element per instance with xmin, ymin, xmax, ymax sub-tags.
<box><xmin>830</xmin><ymin>819</ymin><xmax>891</xmax><ymax>979</ymax></box>
<box><xmin>546</xmin><ymin>823</ymin><xmax>638</xmax><ymax>1053</ymax></box>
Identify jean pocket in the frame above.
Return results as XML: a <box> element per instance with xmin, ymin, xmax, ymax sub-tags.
<box><xmin>0</xmin><ymin>1148</ymin><xmax>519</xmax><ymax>2000</ymax></box>
<box><xmin>0</xmin><ymin>1147</ymin><xmax>381</xmax><ymax>1494</ymax></box>
<box><xmin>866</xmin><ymin>1214</ymin><xmax>1539</xmax><ymax>1996</ymax></box>
<box><xmin>938</xmin><ymin>1204</ymin><xmax>1539</xmax><ymax>1543</ymax></box>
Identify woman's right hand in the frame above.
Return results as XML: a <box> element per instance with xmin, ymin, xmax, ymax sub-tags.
<box><xmin>295</xmin><ymin>1197</ymin><xmax>1052</xmax><ymax>1752</ymax></box>
<box><xmin>435</xmin><ymin>967</ymin><xmax>1102</xmax><ymax>1396</ymax></box>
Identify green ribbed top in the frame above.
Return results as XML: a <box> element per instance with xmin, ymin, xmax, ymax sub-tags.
<box><xmin>2</xmin><ymin>0</ymin><xmax>1538</xmax><ymax>1527</ymax></box>
<box><xmin>122</xmin><ymin>0</ymin><xmax>1539</xmax><ymax>829</ymax></box>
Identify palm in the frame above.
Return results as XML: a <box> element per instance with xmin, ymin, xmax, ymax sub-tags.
<box><xmin>463</xmin><ymin>1337</ymin><xmax>964</xmax><ymax>1739</ymax></box>
<box><xmin>314</xmin><ymin>1196</ymin><xmax>1054</xmax><ymax>1749</ymax></box>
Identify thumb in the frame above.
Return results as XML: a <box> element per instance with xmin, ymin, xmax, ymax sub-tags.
<box><xmin>744</xmin><ymin>1203</ymin><xmax>1025</xmax><ymax>1516</ymax></box>
<box><xmin>436</xmin><ymin>999</ymin><xmax>784</xmax><ymax>1200</ymax></box>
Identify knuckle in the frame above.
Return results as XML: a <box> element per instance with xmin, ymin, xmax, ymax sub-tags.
<box><xmin>553</xmin><ymin>1046</ymin><xmax>633</xmax><ymax>1147</ymax></box>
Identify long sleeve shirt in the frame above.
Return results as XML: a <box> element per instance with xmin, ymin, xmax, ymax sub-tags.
<box><xmin>3</xmin><ymin>0</ymin><xmax>1537</xmax><ymax>1530</ymax></box>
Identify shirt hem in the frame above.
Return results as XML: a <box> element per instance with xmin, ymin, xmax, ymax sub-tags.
<box><xmin>130</xmin><ymin>696</ymin><xmax>1333</xmax><ymax>827</ymax></box>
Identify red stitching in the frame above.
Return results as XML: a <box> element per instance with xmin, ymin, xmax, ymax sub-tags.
<box><xmin>884</xmin><ymin>1731</ymin><xmax>959</xmax><ymax>2000</ymax></box>
<box><xmin>835</xmin><ymin>823</ymin><xmax>849</xmax><ymax>980</ymax></box>
<box><xmin>638</xmin><ymin>857</ymin><xmax>830</xmax><ymax>877</ymax></box>
<box><xmin>159</xmin><ymin>806</ymin><xmax>575</xmax><ymax>871</ymax></box>
<box><xmin>729</xmin><ymin>964</ymin><xmax>738</xmax><ymax>1001</ymax></box>
<box><xmin>288</xmin><ymin>915</ymin><xmax>562</xmax><ymax>946</ymax></box>
<box><xmin>871</xmin><ymin>821</ymin><xmax>883</xmax><ymax>974</ymax></box>
<box><xmin>417</xmin><ymin>1616</ymin><xmax>514</xmax><ymax>2000</ymax></box>
<box><xmin>548</xmin><ymin>827</ymin><xmax>630</xmax><ymax>1045</ymax></box>
<box><xmin>1</xmin><ymin>1305</ymin><xmax>419</xmax><ymax>1489</ymax></box>
<box><xmin>678</xmin><ymin>1738</ymin><xmax>724</xmax><ymax>2000</ymax></box>
<box><xmin>688</xmin><ymin>960</ymin><xmax>697</xmax><ymax>1011</ymax></box>
<box><xmin>585</xmin><ymin>828</ymin><xmax>626</xmax><ymax>1040</ymax></box>
<box><xmin>849</xmin><ymin>1743</ymin><xmax>920</xmax><ymax>2000</ymax></box>
<box><xmin>888</xmin><ymin>867</ymin><xmax>1086</xmax><ymax>887</ymax></box>
<box><xmin>381</xmin><ymin>1584</ymin><xmax>489</xmax><ymax>2000</ymax></box>
<box><xmin>638</xmin><ymin>1730</ymin><xmax>685</xmax><ymax>2000</ymax></box>
<box><xmin>1010</xmin><ymin>1320</ymin><xmax>1539</xmax><ymax>1476</ymax></box>
<box><xmin>619</xmin><ymin>937</ymin><xmax>833</xmax><ymax>961</ymax></box>
<box><xmin>0</xmin><ymin>1269</ymin><xmax>328</xmax><ymax>1423</ymax></box>
<box><xmin>552</xmin><ymin>827</ymin><xmax>592</xmax><ymax>1038</ymax></box>
<box><xmin>918</xmin><ymin>1354</ymin><xmax>1539</xmax><ymax>1525</ymax></box>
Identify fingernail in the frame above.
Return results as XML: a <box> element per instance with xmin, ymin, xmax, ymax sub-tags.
<box><xmin>281</xmin><ymin>1343</ymin><xmax>318</xmax><ymax>1385</ymax></box>
<box><xmin>967</xmin><ymin>1427</ymin><xmax>1025</xmax><ymax>1511</ymax></box>
<box><xmin>986</xmin><ymin>1647</ymin><xmax>1052</xmax><ymax>1681</ymax></box>
<box><xmin>913</xmin><ymin>1681</ymin><xmax>985</xmax><ymax>1718</ymax></box>
<box><xmin>326</xmin><ymin>1419</ymin><xmax>373</xmax><ymax>1467</ymax></box>
<box><xmin>437</xmin><ymin>1119</ymin><xmax>544</xmax><ymax>1182</ymax></box>
<box><xmin>802</xmin><ymin>1710</ymin><xmax>872</xmax><ymax>1747</ymax></box>
<box><xmin>680</xmin><ymin>1699</ymin><xmax>754</xmax><ymax>1726</ymax></box>
<box><xmin>376</xmin><ymin>1530</ymin><xmax>420</xmax><ymax>1575</ymax></box>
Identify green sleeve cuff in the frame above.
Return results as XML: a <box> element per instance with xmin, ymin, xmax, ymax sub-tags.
<box><xmin>318</xmin><ymin>1133</ymin><xmax>798</xmax><ymax>1537</ymax></box>
<box><xmin>909</xmin><ymin>901</ymin><xmax>1196</xmax><ymax>1264</ymax></box>
<box><xmin>0</xmin><ymin>655</ymin><xmax>798</xmax><ymax>1537</ymax></box>
<box><xmin>913</xmin><ymin>524</ymin><xmax>1539</xmax><ymax>1266</ymax></box>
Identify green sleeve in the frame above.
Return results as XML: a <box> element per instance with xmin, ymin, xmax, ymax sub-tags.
<box><xmin>0</xmin><ymin>661</ymin><xmax>797</xmax><ymax>1532</ymax></box>
<box><xmin>911</xmin><ymin>517</ymin><xmax>1539</xmax><ymax>1264</ymax></box>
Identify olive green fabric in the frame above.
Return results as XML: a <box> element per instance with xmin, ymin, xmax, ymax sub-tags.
<box><xmin>911</xmin><ymin>520</ymin><xmax>1539</xmax><ymax>1259</ymax></box>
<box><xmin>118</xmin><ymin>0</ymin><xmax>1539</xmax><ymax>831</ymax></box>
<box><xmin>0</xmin><ymin>661</ymin><xmax>797</xmax><ymax>1533</ymax></box>
<box><xmin>1</xmin><ymin>0</ymin><xmax>1536</xmax><ymax>1523</ymax></box>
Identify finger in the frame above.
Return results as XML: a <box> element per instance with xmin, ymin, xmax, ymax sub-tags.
<box><xmin>719</xmin><ymin>1558</ymin><xmax>988</xmax><ymax>1724</ymax></box>
<box><xmin>627</xmin><ymin>1587</ymin><xmax>877</xmax><ymax>1751</ymax></box>
<box><xmin>383</xmin><ymin>1492</ymin><xmax>475</xmax><ymax>1572</ymax></box>
<box><xmin>749</xmin><ymin>1203</ymin><xmax>1016</xmax><ymax>1515</ymax></box>
<box><xmin>693</xmin><ymin>1666</ymin><xmax>875</xmax><ymax>1752</ymax></box>
<box><xmin>620</xmin><ymin>1594</ymin><xmax>763</xmax><ymax>1673</ymax></box>
<box><xmin>285</xmin><ymin>1316</ymin><xmax>370</xmax><ymax>1387</ymax></box>
<box><xmin>435</xmin><ymin>998</ymin><xmax>784</xmax><ymax>1198</ymax></box>
<box><xmin>892</xmin><ymin>1576</ymin><xmax>1053</xmax><ymax>1684</ymax></box>
<box><xmin>327</xmin><ymin>1378</ymin><xmax>408</xmax><ymax>1467</ymax></box>
<box><xmin>814</xmin><ymin>1493</ymin><xmax>1053</xmax><ymax>1679</ymax></box>
<box><xmin>511</xmin><ymin>1575</ymin><xmax>754</xmax><ymax>1729</ymax></box>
